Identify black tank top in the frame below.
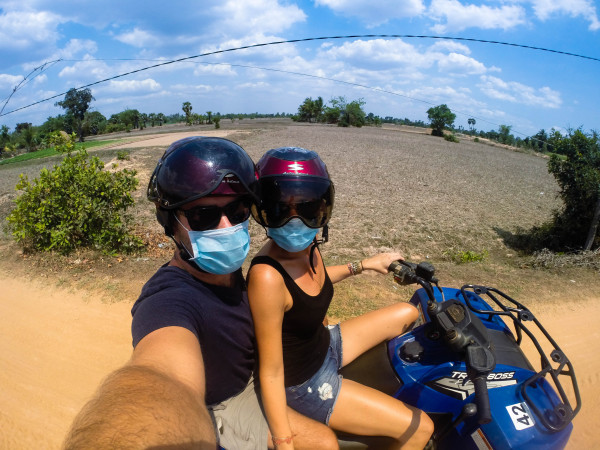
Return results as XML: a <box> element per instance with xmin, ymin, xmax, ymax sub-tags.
<box><xmin>250</xmin><ymin>255</ymin><xmax>333</xmax><ymax>386</ymax></box>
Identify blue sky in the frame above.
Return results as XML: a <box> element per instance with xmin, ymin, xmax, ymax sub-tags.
<box><xmin>0</xmin><ymin>0</ymin><xmax>599</xmax><ymax>138</ymax></box>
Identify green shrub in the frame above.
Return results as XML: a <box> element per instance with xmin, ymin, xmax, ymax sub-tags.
<box><xmin>6</xmin><ymin>132</ymin><xmax>143</xmax><ymax>255</ymax></box>
<box><xmin>444</xmin><ymin>133</ymin><xmax>459</xmax><ymax>143</ymax></box>
<box><xmin>116</xmin><ymin>150</ymin><xmax>130</xmax><ymax>161</ymax></box>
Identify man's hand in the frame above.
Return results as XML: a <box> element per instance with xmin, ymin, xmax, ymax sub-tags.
<box><xmin>63</xmin><ymin>327</ymin><xmax>216</xmax><ymax>449</ymax></box>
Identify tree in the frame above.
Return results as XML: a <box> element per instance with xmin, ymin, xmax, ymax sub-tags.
<box><xmin>83</xmin><ymin>111</ymin><xmax>107</xmax><ymax>136</ymax></box>
<box><xmin>40</xmin><ymin>115</ymin><xmax>71</xmax><ymax>136</ymax></box>
<box><xmin>531</xmin><ymin>129</ymin><xmax>548</xmax><ymax>152</ymax></box>
<box><xmin>427</xmin><ymin>104</ymin><xmax>456</xmax><ymax>137</ymax></box>
<box><xmin>546</xmin><ymin>129</ymin><xmax>600</xmax><ymax>250</ymax></box>
<box><xmin>0</xmin><ymin>124</ymin><xmax>9</xmax><ymax>143</ymax></box>
<box><xmin>139</xmin><ymin>113</ymin><xmax>148</xmax><ymax>129</ymax></box>
<box><xmin>468</xmin><ymin>118</ymin><xmax>476</xmax><ymax>133</ymax></box>
<box><xmin>296</xmin><ymin>97</ymin><xmax>323</xmax><ymax>123</ymax></box>
<box><xmin>498</xmin><ymin>125</ymin><xmax>514</xmax><ymax>146</ymax></box>
<box><xmin>111</xmin><ymin>109</ymin><xmax>140</xmax><ymax>130</ymax></box>
<box><xmin>0</xmin><ymin>125</ymin><xmax>10</xmax><ymax>156</ymax></box>
<box><xmin>182</xmin><ymin>102</ymin><xmax>193</xmax><ymax>125</ymax></box>
<box><xmin>55</xmin><ymin>88</ymin><xmax>95</xmax><ymax>142</ymax></box>
<box><xmin>339</xmin><ymin>98</ymin><xmax>366</xmax><ymax>128</ymax></box>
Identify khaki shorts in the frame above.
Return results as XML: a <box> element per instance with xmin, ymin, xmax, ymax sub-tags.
<box><xmin>208</xmin><ymin>376</ymin><xmax>269</xmax><ymax>450</ymax></box>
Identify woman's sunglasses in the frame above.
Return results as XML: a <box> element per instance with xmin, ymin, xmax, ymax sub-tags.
<box><xmin>251</xmin><ymin>178</ymin><xmax>334</xmax><ymax>229</ymax></box>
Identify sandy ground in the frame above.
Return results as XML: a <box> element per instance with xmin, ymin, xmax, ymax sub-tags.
<box><xmin>100</xmin><ymin>129</ymin><xmax>246</xmax><ymax>150</ymax></box>
<box><xmin>0</xmin><ymin>271</ymin><xmax>595</xmax><ymax>449</ymax></box>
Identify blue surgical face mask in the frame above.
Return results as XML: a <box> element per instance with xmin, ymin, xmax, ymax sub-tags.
<box><xmin>267</xmin><ymin>218</ymin><xmax>319</xmax><ymax>253</ymax></box>
<box><xmin>179</xmin><ymin>218</ymin><xmax>251</xmax><ymax>274</ymax></box>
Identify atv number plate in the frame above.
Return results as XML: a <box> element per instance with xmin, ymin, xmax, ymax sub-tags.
<box><xmin>506</xmin><ymin>402</ymin><xmax>535</xmax><ymax>430</ymax></box>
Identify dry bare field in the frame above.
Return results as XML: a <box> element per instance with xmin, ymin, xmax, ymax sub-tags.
<box><xmin>0</xmin><ymin>120</ymin><xmax>598</xmax><ymax>449</ymax></box>
<box><xmin>1</xmin><ymin>119</ymin><xmax>598</xmax><ymax>306</ymax></box>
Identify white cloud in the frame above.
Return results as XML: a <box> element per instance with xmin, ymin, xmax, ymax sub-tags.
<box><xmin>170</xmin><ymin>83</ymin><xmax>214</xmax><ymax>94</ymax></box>
<box><xmin>58</xmin><ymin>59</ymin><xmax>112</xmax><ymax>80</ymax></box>
<box><xmin>105</xmin><ymin>79</ymin><xmax>161</xmax><ymax>93</ymax></box>
<box><xmin>318</xmin><ymin>39</ymin><xmax>431</xmax><ymax>69</ymax></box>
<box><xmin>192</xmin><ymin>63</ymin><xmax>238</xmax><ymax>77</ymax></box>
<box><xmin>215</xmin><ymin>0</ymin><xmax>306</xmax><ymax>34</ymax></box>
<box><xmin>478</xmin><ymin>75</ymin><xmax>562</xmax><ymax>108</ymax></box>
<box><xmin>529</xmin><ymin>0</ymin><xmax>600</xmax><ymax>30</ymax></box>
<box><xmin>60</xmin><ymin>39</ymin><xmax>98</xmax><ymax>58</ymax></box>
<box><xmin>0</xmin><ymin>10</ymin><xmax>62</xmax><ymax>50</ymax></box>
<box><xmin>316</xmin><ymin>39</ymin><xmax>492</xmax><ymax>82</ymax></box>
<box><xmin>315</xmin><ymin>0</ymin><xmax>425</xmax><ymax>26</ymax></box>
<box><xmin>429</xmin><ymin>41</ymin><xmax>472</xmax><ymax>55</ymax></box>
<box><xmin>437</xmin><ymin>53</ymin><xmax>488</xmax><ymax>75</ymax></box>
<box><xmin>429</xmin><ymin>0</ymin><xmax>527</xmax><ymax>32</ymax></box>
<box><xmin>33</xmin><ymin>74</ymin><xmax>48</xmax><ymax>85</ymax></box>
<box><xmin>114</xmin><ymin>27</ymin><xmax>162</xmax><ymax>48</ymax></box>
<box><xmin>0</xmin><ymin>73</ymin><xmax>24</xmax><ymax>89</ymax></box>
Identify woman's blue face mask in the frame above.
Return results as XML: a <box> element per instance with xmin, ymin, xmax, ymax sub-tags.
<box><xmin>267</xmin><ymin>218</ymin><xmax>318</xmax><ymax>253</ymax></box>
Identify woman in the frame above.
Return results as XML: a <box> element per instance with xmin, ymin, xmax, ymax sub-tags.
<box><xmin>247</xmin><ymin>147</ymin><xmax>433</xmax><ymax>449</ymax></box>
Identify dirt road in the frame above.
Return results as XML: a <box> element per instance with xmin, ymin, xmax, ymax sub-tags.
<box><xmin>0</xmin><ymin>272</ymin><xmax>595</xmax><ymax>449</ymax></box>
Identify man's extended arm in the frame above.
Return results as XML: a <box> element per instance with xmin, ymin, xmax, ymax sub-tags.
<box><xmin>63</xmin><ymin>327</ymin><xmax>216</xmax><ymax>449</ymax></box>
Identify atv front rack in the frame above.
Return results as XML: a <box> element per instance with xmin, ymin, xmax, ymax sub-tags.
<box><xmin>460</xmin><ymin>285</ymin><xmax>581</xmax><ymax>432</ymax></box>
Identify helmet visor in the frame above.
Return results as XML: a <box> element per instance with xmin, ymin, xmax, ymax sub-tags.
<box><xmin>251</xmin><ymin>177</ymin><xmax>334</xmax><ymax>228</ymax></box>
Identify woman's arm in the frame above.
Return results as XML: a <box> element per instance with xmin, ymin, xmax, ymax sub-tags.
<box><xmin>248</xmin><ymin>264</ymin><xmax>296</xmax><ymax>449</ymax></box>
<box><xmin>326</xmin><ymin>251</ymin><xmax>404</xmax><ymax>284</ymax></box>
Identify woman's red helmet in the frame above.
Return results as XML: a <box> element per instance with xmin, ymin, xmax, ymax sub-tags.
<box><xmin>251</xmin><ymin>147</ymin><xmax>334</xmax><ymax>229</ymax></box>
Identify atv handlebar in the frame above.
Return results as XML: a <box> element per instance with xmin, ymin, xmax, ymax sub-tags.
<box><xmin>389</xmin><ymin>260</ymin><xmax>494</xmax><ymax>425</ymax></box>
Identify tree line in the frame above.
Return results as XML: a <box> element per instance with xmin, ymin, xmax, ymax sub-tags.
<box><xmin>0</xmin><ymin>88</ymin><xmax>295</xmax><ymax>157</ymax></box>
<box><xmin>0</xmin><ymin>88</ymin><xmax>579</xmax><ymax>159</ymax></box>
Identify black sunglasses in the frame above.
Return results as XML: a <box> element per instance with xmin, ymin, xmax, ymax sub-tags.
<box><xmin>181</xmin><ymin>196</ymin><xmax>252</xmax><ymax>231</ymax></box>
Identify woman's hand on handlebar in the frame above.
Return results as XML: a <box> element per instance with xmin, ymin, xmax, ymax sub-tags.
<box><xmin>362</xmin><ymin>252</ymin><xmax>404</xmax><ymax>274</ymax></box>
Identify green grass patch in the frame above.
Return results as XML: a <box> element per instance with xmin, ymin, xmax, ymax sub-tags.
<box><xmin>0</xmin><ymin>140</ymin><xmax>116</xmax><ymax>166</ymax></box>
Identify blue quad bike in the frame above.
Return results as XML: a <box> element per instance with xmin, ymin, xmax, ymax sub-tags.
<box><xmin>337</xmin><ymin>260</ymin><xmax>581</xmax><ymax>449</ymax></box>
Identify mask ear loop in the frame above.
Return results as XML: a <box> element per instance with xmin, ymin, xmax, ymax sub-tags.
<box><xmin>308</xmin><ymin>225</ymin><xmax>328</xmax><ymax>274</ymax></box>
<box><xmin>170</xmin><ymin>213</ymin><xmax>208</xmax><ymax>272</ymax></box>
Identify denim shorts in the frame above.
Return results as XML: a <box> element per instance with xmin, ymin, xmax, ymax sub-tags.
<box><xmin>285</xmin><ymin>324</ymin><xmax>343</xmax><ymax>425</ymax></box>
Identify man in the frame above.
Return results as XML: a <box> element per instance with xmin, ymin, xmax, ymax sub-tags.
<box><xmin>64</xmin><ymin>137</ymin><xmax>337</xmax><ymax>449</ymax></box>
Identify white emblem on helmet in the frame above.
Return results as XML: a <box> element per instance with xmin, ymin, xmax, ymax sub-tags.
<box><xmin>288</xmin><ymin>162</ymin><xmax>304</xmax><ymax>171</ymax></box>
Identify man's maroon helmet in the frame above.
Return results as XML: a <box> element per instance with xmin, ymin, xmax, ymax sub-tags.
<box><xmin>251</xmin><ymin>147</ymin><xmax>334</xmax><ymax>229</ymax></box>
<box><xmin>148</xmin><ymin>136</ymin><xmax>257</xmax><ymax>235</ymax></box>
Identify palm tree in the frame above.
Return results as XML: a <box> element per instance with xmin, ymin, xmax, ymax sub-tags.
<box><xmin>468</xmin><ymin>118</ymin><xmax>476</xmax><ymax>133</ymax></box>
<box><xmin>182</xmin><ymin>102</ymin><xmax>193</xmax><ymax>125</ymax></box>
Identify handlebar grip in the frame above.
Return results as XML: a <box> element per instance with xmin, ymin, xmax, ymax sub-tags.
<box><xmin>472</xmin><ymin>376</ymin><xmax>492</xmax><ymax>424</ymax></box>
<box><xmin>388</xmin><ymin>260</ymin><xmax>402</xmax><ymax>272</ymax></box>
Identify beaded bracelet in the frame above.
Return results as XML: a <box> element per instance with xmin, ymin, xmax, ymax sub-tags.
<box><xmin>347</xmin><ymin>260</ymin><xmax>363</xmax><ymax>275</ymax></box>
<box><xmin>272</xmin><ymin>433</ymin><xmax>296</xmax><ymax>447</ymax></box>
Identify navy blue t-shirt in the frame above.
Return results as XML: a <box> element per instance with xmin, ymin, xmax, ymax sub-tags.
<box><xmin>131</xmin><ymin>264</ymin><xmax>255</xmax><ymax>405</ymax></box>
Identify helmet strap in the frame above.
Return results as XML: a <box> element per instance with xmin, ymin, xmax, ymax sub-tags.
<box><xmin>308</xmin><ymin>225</ymin><xmax>328</xmax><ymax>274</ymax></box>
<box><xmin>170</xmin><ymin>236</ymin><xmax>207</xmax><ymax>273</ymax></box>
